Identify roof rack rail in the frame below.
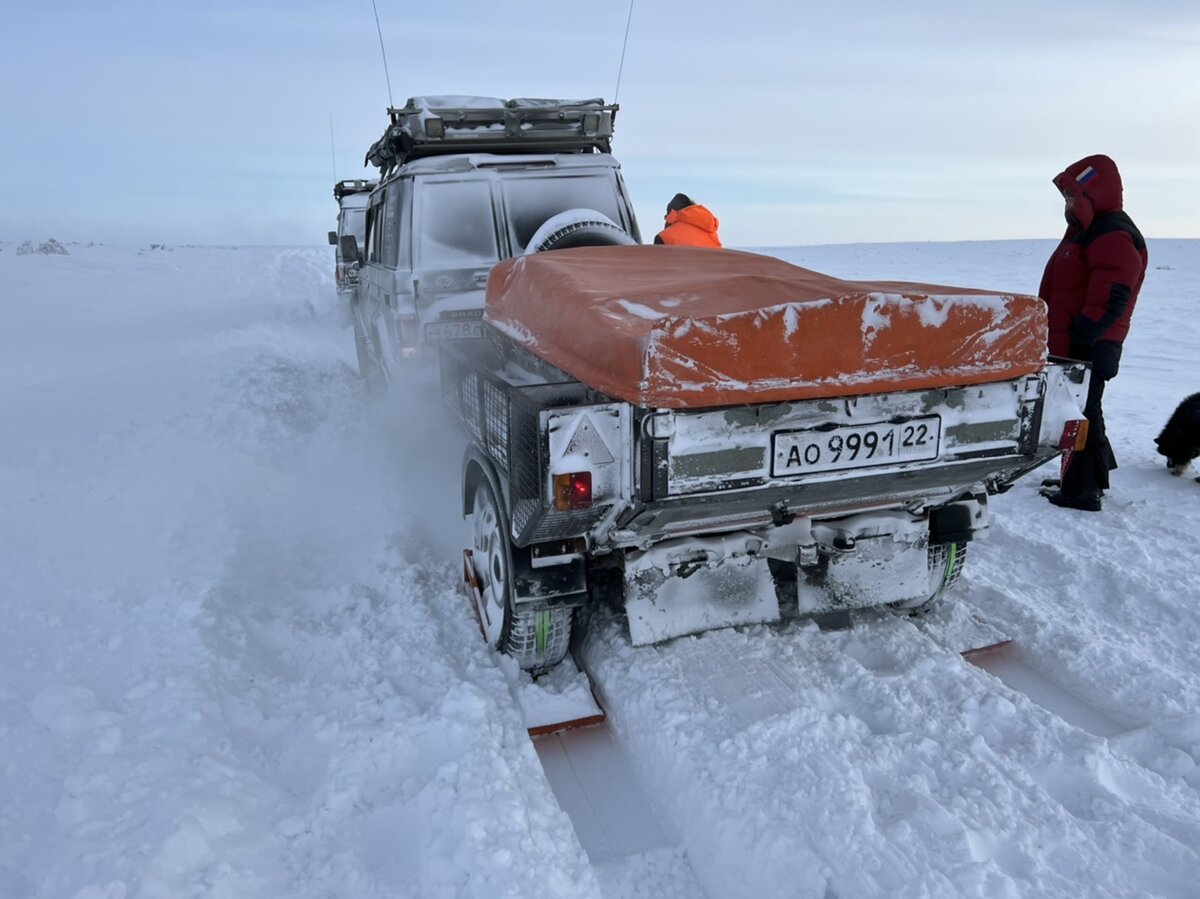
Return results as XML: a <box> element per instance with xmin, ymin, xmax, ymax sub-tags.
<box><xmin>364</xmin><ymin>96</ymin><xmax>618</xmax><ymax>177</ymax></box>
<box><xmin>333</xmin><ymin>178</ymin><xmax>377</xmax><ymax>201</ymax></box>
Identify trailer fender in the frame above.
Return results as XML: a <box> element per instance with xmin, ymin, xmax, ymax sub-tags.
<box><xmin>461</xmin><ymin>446</ymin><xmax>506</xmax><ymax>521</ymax></box>
<box><xmin>461</xmin><ymin>446</ymin><xmax>589</xmax><ymax>603</ymax></box>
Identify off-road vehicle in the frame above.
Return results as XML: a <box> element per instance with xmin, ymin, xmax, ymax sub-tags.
<box><xmin>340</xmin><ymin>96</ymin><xmax>641</xmax><ymax>388</ymax></box>
<box><xmin>328</xmin><ymin>179</ymin><xmax>375</xmax><ymax>297</ymax></box>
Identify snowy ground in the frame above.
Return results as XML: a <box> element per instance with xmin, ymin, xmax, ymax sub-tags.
<box><xmin>1</xmin><ymin>238</ymin><xmax>1197</xmax><ymax>898</ymax></box>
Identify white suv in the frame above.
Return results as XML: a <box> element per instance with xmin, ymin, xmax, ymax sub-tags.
<box><xmin>344</xmin><ymin>97</ymin><xmax>642</xmax><ymax>387</ymax></box>
<box><xmin>328</xmin><ymin>179</ymin><xmax>376</xmax><ymax>297</ymax></box>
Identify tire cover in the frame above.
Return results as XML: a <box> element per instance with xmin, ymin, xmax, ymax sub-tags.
<box><xmin>525</xmin><ymin>207</ymin><xmax>636</xmax><ymax>254</ymax></box>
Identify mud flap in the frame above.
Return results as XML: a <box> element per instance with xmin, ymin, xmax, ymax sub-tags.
<box><xmin>623</xmin><ymin>553</ymin><xmax>780</xmax><ymax>647</ymax></box>
<box><xmin>802</xmin><ymin>533</ymin><xmax>930</xmax><ymax>614</ymax></box>
<box><xmin>462</xmin><ymin>550</ymin><xmax>605</xmax><ymax>737</ymax></box>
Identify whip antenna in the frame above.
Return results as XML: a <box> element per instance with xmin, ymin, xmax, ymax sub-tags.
<box><xmin>328</xmin><ymin>111</ymin><xmax>337</xmax><ymax>181</ymax></box>
<box><xmin>613</xmin><ymin>0</ymin><xmax>635</xmax><ymax>103</ymax></box>
<box><xmin>371</xmin><ymin>0</ymin><xmax>395</xmax><ymax>108</ymax></box>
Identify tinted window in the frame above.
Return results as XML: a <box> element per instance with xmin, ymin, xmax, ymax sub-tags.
<box><xmin>502</xmin><ymin>174</ymin><xmax>625</xmax><ymax>253</ymax></box>
<box><xmin>342</xmin><ymin>208</ymin><xmax>367</xmax><ymax>244</ymax></box>
<box><xmin>381</xmin><ymin>188</ymin><xmax>401</xmax><ymax>268</ymax></box>
<box><xmin>416</xmin><ymin>179</ymin><xmax>498</xmax><ymax>268</ymax></box>
<box><xmin>366</xmin><ymin>195</ymin><xmax>385</xmax><ymax>263</ymax></box>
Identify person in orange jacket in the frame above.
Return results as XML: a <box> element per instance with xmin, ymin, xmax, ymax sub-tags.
<box><xmin>654</xmin><ymin>193</ymin><xmax>722</xmax><ymax>248</ymax></box>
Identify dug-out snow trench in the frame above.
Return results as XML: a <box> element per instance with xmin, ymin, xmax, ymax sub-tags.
<box><xmin>966</xmin><ymin>646</ymin><xmax>1141</xmax><ymax>738</ymax></box>
<box><xmin>533</xmin><ymin>724</ymin><xmax>670</xmax><ymax>863</ymax></box>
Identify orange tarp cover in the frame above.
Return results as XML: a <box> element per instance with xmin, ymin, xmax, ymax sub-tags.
<box><xmin>485</xmin><ymin>246</ymin><xmax>1048</xmax><ymax>409</ymax></box>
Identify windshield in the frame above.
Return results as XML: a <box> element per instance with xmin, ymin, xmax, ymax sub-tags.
<box><xmin>502</xmin><ymin>173</ymin><xmax>626</xmax><ymax>253</ymax></box>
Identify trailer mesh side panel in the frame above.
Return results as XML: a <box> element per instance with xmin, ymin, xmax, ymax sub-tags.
<box><xmin>462</xmin><ymin>371</ymin><xmax>482</xmax><ymax>445</ymax></box>
<box><xmin>484</xmin><ymin>380</ymin><xmax>509</xmax><ymax>470</ymax></box>
<box><xmin>442</xmin><ymin>340</ymin><xmax>617</xmax><ymax>545</ymax></box>
<box><xmin>508</xmin><ymin>389</ymin><xmax>542</xmax><ymax>540</ymax></box>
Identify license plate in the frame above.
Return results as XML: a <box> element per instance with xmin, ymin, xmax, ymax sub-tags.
<box><xmin>772</xmin><ymin>416</ymin><xmax>941</xmax><ymax>476</ymax></box>
<box><xmin>424</xmin><ymin>320</ymin><xmax>483</xmax><ymax>341</ymax></box>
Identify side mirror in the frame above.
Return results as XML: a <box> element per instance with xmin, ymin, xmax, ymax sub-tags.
<box><xmin>328</xmin><ymin>231</ymin><xmax>337</xmax><ymax>246</ymax></box>
<box><xmin>339</xmin><ymin>234</ymin><xmax>360</xmax><ymax>264</ymax></box>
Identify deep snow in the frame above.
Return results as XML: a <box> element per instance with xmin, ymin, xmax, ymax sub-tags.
<box><xmin>1</xmin><ymin>239</ymin><xmax>1198</xmax><ymax>898</ymax></box>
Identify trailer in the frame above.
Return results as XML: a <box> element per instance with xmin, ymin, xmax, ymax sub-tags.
<box><xmin>441</xmin><ymin>245</ymin><xmax>1090</xmax><ymax>672</ymax></box>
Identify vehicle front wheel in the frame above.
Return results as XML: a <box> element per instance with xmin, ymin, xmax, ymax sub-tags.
<box><xmin>471</xmin><ymin>479</ymin><xmax>572</xmax><ymax>672</ymax></box>
<box><xmin>350</xmin><ymin>295</ymin><xmax>390</xmax><ymax>393</ymax></box>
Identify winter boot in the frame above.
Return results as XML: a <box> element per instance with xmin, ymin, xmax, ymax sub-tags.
<box><xmin>1044</xmin><ymin>490</ymin><xmax>1102</xmax><ymax>512</ymax></box>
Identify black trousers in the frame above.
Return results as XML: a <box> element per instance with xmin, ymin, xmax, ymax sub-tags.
<box><xmin>1062</xmin><ymin>340</ymin><xmax>1121</xmax><ymax>497</ymax></box>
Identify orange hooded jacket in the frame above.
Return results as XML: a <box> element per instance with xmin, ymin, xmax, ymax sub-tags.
<box><xmin>655</xmin><ymin>204</ymin><xmax>722</xmax><ymax>248</ymax></box>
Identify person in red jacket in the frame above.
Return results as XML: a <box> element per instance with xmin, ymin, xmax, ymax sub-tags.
<box><xmin>654</xmin><ymin>193</ymin><xmax>722</xmax><ymax>248</ymax></box>
<box><xmin>1039</xmin><ymin>154</ymin><xmax>1147</xmax><ymax>512</ymax></box>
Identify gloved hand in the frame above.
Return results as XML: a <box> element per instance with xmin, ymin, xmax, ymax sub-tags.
<box><xmin>1068</xmin><ymin>315</ymin><xmax>1103</xmax><ymax>346</ymax></box>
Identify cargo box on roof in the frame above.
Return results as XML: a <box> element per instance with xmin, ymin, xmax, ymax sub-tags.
<box><xmin>484</xmin><ymin>245</ymin><xmax>1049</xmax><ymax>409</ymax></box>
<box><xmin>364</xmin><ymin>96</ymin><xmax>618</xmax><ymax>176</ymax></box>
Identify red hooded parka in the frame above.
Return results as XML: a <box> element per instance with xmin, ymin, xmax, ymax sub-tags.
<box><xmin>1038</xmin><ymin>154</ymin><xmax>1147</xmax><ymax>357</ymax></box>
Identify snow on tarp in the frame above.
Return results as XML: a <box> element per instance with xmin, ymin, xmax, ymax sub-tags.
<box><xmin>485</xmin><ymin>246</ymin><xmax>1049</xmax><ymax>409</ymax></box>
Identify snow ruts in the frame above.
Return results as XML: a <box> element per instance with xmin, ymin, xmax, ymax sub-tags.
<box><xmin>569</xmin><ymin>601</ymin><xmax>1200</xmax><ymax>898</ymax></box>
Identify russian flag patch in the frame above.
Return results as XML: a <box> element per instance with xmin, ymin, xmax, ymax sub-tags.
<box><xmin>1076</xmin><ymin>166</ymin><xmax>1097</xmax><ymax>185</ymax></box>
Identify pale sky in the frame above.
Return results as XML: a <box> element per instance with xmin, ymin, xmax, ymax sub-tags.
<box><xmin>3</xmin><ymin>0</ymin><xmax>1198</xmax><ymax>247</ymax></box>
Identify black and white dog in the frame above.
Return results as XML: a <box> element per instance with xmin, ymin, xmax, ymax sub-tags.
<box><xmin>1155</xmin><ymin>393</ymin><xmax>1200</xmax><ymax>479</ymax></box>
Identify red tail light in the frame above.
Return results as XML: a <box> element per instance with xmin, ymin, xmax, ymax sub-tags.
<box><xmin>1059</xmin><ymin>419</ymin><xmax>1089</xmax><ymax>479</ymax></box>
<box><xmin>553</xmin><ymin>472</ymin><xmax>593</xmax><ymax>510</ymax></box>
<box><xmin>1059</xmin><ymin>419</ymin><xmax>1089</xmax><ymax>452</ymax></box>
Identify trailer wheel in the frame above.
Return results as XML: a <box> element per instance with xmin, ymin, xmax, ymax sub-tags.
<box><xmin>890</xmin><ymin>541</ymin><xmax>968</xmax><ymax>617</ymax></box>
<box><xmin>471</xmin><ymin>480</ymin><xmax>572</xmax><ymax>672</ymax></box>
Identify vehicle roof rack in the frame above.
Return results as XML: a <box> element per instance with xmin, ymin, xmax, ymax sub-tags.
<box><xmin>333</xmin><ymin>178</ymin><xmax>377</xmax><ymax>201</ymax></box>
<box><xmin>364</xmin><ymin>96</ymin><xmax>618</xmax><ymax>177</ymax></box>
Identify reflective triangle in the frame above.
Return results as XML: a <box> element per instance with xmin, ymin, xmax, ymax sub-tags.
<box><xmin>563</xmin><ymin>414</ymin><xmax>614</xmax><ymax>464</ymax></box>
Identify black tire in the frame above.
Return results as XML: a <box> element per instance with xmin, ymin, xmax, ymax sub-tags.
<box><xmin>530</xmin><ymin>217</ymin><xmax>635</xmax><ymax>253</ymax></box>
<box><xmin>471</xmin><ymin>479</ymin><xmax>572</xmax><ymax>672</ymax></box>
<box><xmin>351</xmin><ymin>298</ymin><xmax>389</xmax><ymax>393</ymax></box>
<box><xmin>891</xmin><ymin>541</ymin><xmax>968</xmax><ymax>617</ymax></box>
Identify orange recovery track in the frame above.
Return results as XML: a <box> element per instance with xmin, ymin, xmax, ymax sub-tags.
<box><xmin>462</xmin><ymin>550</ymin><xmax>605</xmax><ymax>738</ymax></box>
<box><xmin>485</xmin><ymin>245</ymin><xmax>1049</xmax><ymax>409</ymax></box>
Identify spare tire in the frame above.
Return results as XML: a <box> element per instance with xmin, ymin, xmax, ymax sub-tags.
<box><xmin>525</xmin><ymin>208</ymin><xmax>636</xmax><ymax>254</ymax></box>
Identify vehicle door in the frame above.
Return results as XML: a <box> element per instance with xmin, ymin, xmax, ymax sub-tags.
<box><xmin>335</xmin><ymin>197</ymin><xmax>370</xmax><ymax>291</ymax></box>
<box><xmin>411</xmin><ymin>174</ymin><xmax>500</xmax><ymax>344</ymax></box>
<box><xmin>358</xmin><ymin>180</ymin><xmax>415</xmax><ymax>348</ymax></box>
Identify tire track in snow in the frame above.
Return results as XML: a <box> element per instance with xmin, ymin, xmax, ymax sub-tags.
<box><xmin>132</xmin><ymin>247</ymin><xmax>603</xmax><ymax>898</ymax></box>
<box><xmin>176</xmin><ymin>248</ymin><xmax>701</xmax><ymax>899</ymax></box>
<box><xmin>577</xmin><ymin>602</ymin><xmax>1200</xmax><ymax>899</ymax></box>
<box><xmin>919</xmin><ymin>604</ymin><xmax>1200</xmax><ymax>859</ymax></box>
<box><xmin>533</xmin><ymin>725</ymin><xmax>708</xmax><ymax>899</ymax></box>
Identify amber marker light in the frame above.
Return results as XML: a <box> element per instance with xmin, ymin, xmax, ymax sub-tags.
<box><xmin>553</xmin><ymin>472</ymin><xmax>593</xmax><ymax>510</ymax></box>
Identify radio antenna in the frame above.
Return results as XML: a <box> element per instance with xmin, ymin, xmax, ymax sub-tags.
<box><xmin>613</xmin><ymin>0</ymin><xmax>636</xmax><ymax>103</ymax></box>
<box><xmin>328</xmin><ymin>111</ymin><xmax>338</xmax><ymax>182</ymax></box>
<box><xmin>371</xmin><ymin>0</ymin><xmax>395</xmax><ymax>108</ymax></box>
